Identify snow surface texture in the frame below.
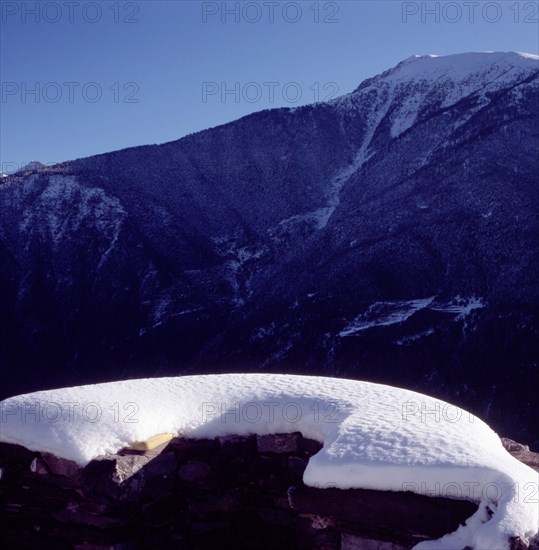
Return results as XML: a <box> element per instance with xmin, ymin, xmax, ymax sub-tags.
<box><xmin>0</xmin><ymin>374</ymin><xmax>537</xmax><ymax>549</ymax></box>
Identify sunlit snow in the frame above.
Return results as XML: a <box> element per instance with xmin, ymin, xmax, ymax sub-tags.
<box><xmin>0</xmin><ymin>373</ymin><xmax>537</xmax><ymax>549</ymax></box>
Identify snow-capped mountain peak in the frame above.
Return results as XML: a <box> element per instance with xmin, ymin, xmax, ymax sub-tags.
<box><xmin>383</xmin><ymin>51</ymin><xmax>538</xmax><ymax>84</ymax></box>
<box><xmin>335</xmin><ymin>51</ymin><xmax>538</xmax><ymax>140</ymax></box>
<box><xmin>346</xmin><ymin>51</ymin><xmax>538</xmax><ymax>98</ymax></box>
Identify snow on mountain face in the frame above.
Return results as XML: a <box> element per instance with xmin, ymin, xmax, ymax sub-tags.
<box><xmin>337</xmin><ymin>296</ymin><xmax>485</xmax><ymax>337</ymax></box>
<box><xmin>17</xmin><ymin>175</ymin><xmax>127</xmax><ymax>252</ymax></box>
<box><xmin>1</xmin><ymin>374</ymin><xmax>537</xmax><ymax>548</ymax></box>
<box><xmin>0</xmin><ymin>52</ymin><xmax>538</xmax><ymax>449</ymax></box>
<box><xmin>379</xmin><ymin>51</ymin><xmax>538</xmax><ymax>85</ymax></box>
<box><xmin>338</xmin><ymin>51</ymin><xmax>539</xmax><ymax>138</ymax></box>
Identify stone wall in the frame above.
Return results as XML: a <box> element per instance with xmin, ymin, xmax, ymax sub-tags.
<box><xmin>0</xmin><ymin>435</ymin><xmax>537</xmax><ymax>549</ymax></box>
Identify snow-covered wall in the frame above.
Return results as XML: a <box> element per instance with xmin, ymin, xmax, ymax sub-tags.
<box><xmin>0</xmin><ymin>374</ymin><xmax>538</xmax><ymax>548</ymax></box>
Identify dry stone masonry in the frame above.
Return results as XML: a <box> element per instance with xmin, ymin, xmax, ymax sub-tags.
<box><xmin>0</xmin><ymin>434</ymin><xmax>537</xmax><ymax>549</ymax></box>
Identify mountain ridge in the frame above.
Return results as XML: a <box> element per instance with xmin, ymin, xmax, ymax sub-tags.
<box><xmin>6</xmin><ymin>50</ymin><xmax>535</xmax><ymax>170</ymax></box>
<box><xmin>1</xmin><ymin>51</ymin><xmax>538</xmax><ymax>447</ymax></box>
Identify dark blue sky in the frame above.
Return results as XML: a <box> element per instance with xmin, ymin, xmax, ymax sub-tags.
<box><xmin>1</xmin><ymin>0</ymin><xmax>538</xmax><ymax>171</ymax></box>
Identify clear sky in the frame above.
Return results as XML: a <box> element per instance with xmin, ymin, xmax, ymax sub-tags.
<box><xmin>1</xmin><ymin>0</ymin><xmax>538</xmax><ymax>171</ymax></box>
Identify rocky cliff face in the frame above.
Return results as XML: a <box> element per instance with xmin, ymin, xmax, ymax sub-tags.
<box><xmin>1</xmin><ymin>52</ymin><xmax>538</xmax><ymax>446</ymax></box>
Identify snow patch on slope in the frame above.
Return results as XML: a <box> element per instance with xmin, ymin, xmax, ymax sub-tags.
<box><xmin>280</xmin><ymin>84</ymin><xmax>392</xmax><ymax>232</ymax></box>
<box><xmin>212</xmin><ymin>236</ymin><xmax>268</xmax><ymax>305</ymax></box>
<box><xmin>340</xmin><ymin>297</ymin><xmax>436</xmax><ymax>336</ymax></box>
<box><xmin>18</xmin><ymin>175</ymin><xmax>127</xmax><ymax>268</ymax></box>
<box><xmin>340</xmin><ymin>296</ymin><xmax>485</xmax><ymax>337</ymax></box>
<box><xmin>430</xmin><ymin>295</ymin><xmax>485</xmax><ymax>320</ymax></box>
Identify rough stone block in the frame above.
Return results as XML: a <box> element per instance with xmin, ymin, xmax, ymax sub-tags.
<box><xmin>190</xmin><ymin>519</ymin><xmax>230</xmax><ymax>535</ymax></box>
<box><xmin>41</xmin><ymin>452</ymin><xmax>81</xmax><ymax>479</ymax></box>
<box><xmin>143</xmin><ymin>450</ymin><xmax>178</xmax><ymax>479</ymax></box>
<box><xmin>289</xmin><ymin>485</ymin><xmax>477</xmax><ymax>546</ymax></box>
<box><xmin>52</xmin><ymin>502</ymin><xmax>124</xmax><ymax>528</ymax></box>
<box><xmin>170</xmin><ymin>438</ymin><xmax>219</xmax><ymax>460</ymax></box>
<box><xmin>257</xmin><ymin>507</ymin><xmax>294</xmax><ymax>526</ymax></box>
<box><xmin>341</xmin><ymin>533</ymin><xmax>408</xmax><ymax>550</ymax></box>
<box><xmin>30</xmin><ymin>456</ymin><xmax>49</xmax><ymax>475</ymax></box>
<box><xmin>257</xmin><ymin>433</ymin><xmax>300</xmax><ymax>453</ymax></box>
<box><xmin>299</xmin><ymin>513</ymin><xmax>336</xmax><ymax>530</ymax></box>
<box><xmin>298</xmin><ymin>436</ymin><xmax>324</xmax><ymax>456</ymax></box>
<box><xmin>288</xmin><ymin>455</ymin><xmax>309</xmax><ymax>476</ymax></box>
<box><xmin>178</xmin><ymin>461</ymin><xmax>211</xmax><ymax>482</ymax></box>
<box><xmin>82</xmin><ymin>453</ymin><xmax>149</xmax><ymax>500</ymax></box>
<box><xmin>218</xmin><ymin>434</ymin><xmax>256</xmax><ymax>454</ymax></box>
<box><xmin>188</xmin><ymin>489</ymin><xmax>246</xmax><ymax>515</ymax></box>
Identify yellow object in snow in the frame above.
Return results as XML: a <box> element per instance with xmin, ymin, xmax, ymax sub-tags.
<box><xmin>128</xmin><ymin>433</ymin><xmax>175</xmax><ymax>451</ymax></box>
